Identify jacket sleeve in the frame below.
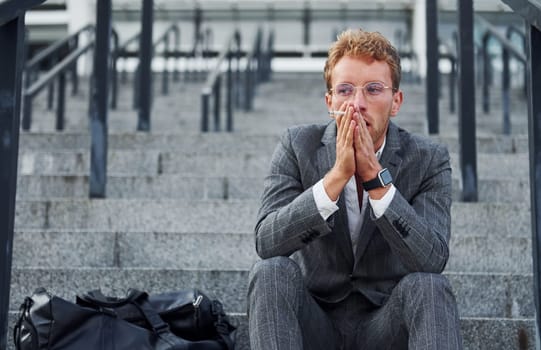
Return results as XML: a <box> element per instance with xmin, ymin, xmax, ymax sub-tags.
<box><xmin>254</xmin><ymin>129</ymin><xmax>333</xmax><ymax>259</ymax></box>
<box><xmin>373</xmin><ymin>143</ymin><xmax>452</xmax><ymax>273</ymax></box>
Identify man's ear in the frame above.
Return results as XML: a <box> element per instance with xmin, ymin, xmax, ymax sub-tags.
<box><xmin>390</xmin><ymin>90</ymin><xmax>404</xmax><ymax>116</ymax></box>
<box><xmin>325</xmin><ymin>92</ymin><xmax>332</xmax><ymax>110</ymax></box>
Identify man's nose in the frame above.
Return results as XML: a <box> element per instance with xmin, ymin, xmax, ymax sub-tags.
<box><xmin>348</xmin><ymin>87</ymin><xmax>367</xmax><ymax>109</ymax></box>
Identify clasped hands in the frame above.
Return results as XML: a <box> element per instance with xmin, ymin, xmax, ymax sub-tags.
<box><xmin>323</xmin><ymin>104</ymin><xmax>384</xmax><ymax>201</ymax></box>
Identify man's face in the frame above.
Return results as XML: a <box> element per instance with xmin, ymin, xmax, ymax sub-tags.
<box><xmin>325</xmin><ymin>55</ymin><xmax>403</xmax><ymax>150</ymax></box>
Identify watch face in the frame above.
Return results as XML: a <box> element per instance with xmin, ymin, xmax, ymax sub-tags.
<box><xmin>379</xmin><ymin>169</ymin><xmax>393</xmax><ymax>185</ymax></box>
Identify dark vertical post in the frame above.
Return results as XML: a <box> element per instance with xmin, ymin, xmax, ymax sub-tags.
<box><xmin>0</xmin><ymin>15</ymin><xmax>24</xmax><ymax>350</ymax></box>
<box><xmin>71</xmin><ymin>36</ymin><xmax>79</xmax><ymax>95</ymax></box>
<box><xmin>137</xmin><ymin>0</ymin><xmax>153</xmax><ymax>131</ymax></box>
<box><xmin>482</xmin><ymin>34</ymin><xmax>491</xmax><ymax>113</ymax></box>
<box><xmin>502</xmin><ymin>47</ymin><xmax>511</xmax><ymax>135</ymax></box>
<box><xmin>56</xmin><ymin>72</ymin><xmax>66</xmax><ymax>130</ymax></box>
<box><xmin>527</xmin><ymin>23</ymin><xmax>541</xmax><ymax>344</ymax></box>
<box><xmin>302</xmin><ymin>2</ymin><xmax>310</xmax><ymax>47</ymax></box>
<box><xmin>162</xmin><ymin>32</ymin><xmax>169</xmax><ymax>95</ymax></box>
<box><xmin>110</xmin><ymin>29</ymin><xmax>119</xmax><ymax>109</ymax></box>
<box><xmin>89</xmin><ymin>0</ymin><xmax>111</xmax><ymax>198</ymax></box>
<box><xmin>449</xmin><ymin>56</ymin><xmax>456</xmax><ymax>114</ymax></box>
<box><xmin>201</xmin><ymin>92</ymin><xmax>209</xmax><ymax>132</ymax></box>
<box><xmin>214</xmin><ymin>76</ymin><xmax>221</xmax><ymax>131</ymax></box>
<box><xmin>426</xmin><ymin>0</ymin><xmax>439</xmax><ymax>134</ymax></box>
<box><xmin>457</xmin><ymin>0</ymin><xmax>478</xmax><ymax>202</ymax></box>
<box><xmin>226</xmin><ymin>52</ymin><xmax>233</xmax><ymax>132</ymax></box>
<box><xmin>173</xmin><ymin>25</ymin><xmax>179</xmax><ymax>82</ymax></box>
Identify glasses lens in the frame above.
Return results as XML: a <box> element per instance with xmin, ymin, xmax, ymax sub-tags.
<box><xmin>364</xmin><ymin>82</ymin><xmax>386</xmax><ymax>96</ymax></box>
<box><xmin>335</xmin><ymin>83</ymin><xmax>355</xmax><ymax>97</ymax></box>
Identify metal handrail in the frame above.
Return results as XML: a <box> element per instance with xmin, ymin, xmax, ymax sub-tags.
<box><xmin>243</xmin><ymin>28</ymin><xmax>263</xmax><ymax>112</ymax></box>
<box><xmin>25</xmin><ymin>24</ymin><xmax>94</xmax><ymax>71</ymax></box>
<box><xmin>201</xmin><ymin>30</ymin><xmax>242</xmax><ymax>132</ymax></box>
<box><xmin>152</xmin><ymin>23</ymin><xmax>180</xmax><ymax>94</ymax></box>
<box><xmin>24</xmin><ymin>24</ymin><xmax>94</xmax><ymax>110</ymax></box>
<box><xmin>114</xmin><ymin>24</ymin><xmax>181</xmax><ymax>111</ymax></box>
<box><xmin>477</xmin><ymin>14</ymin><xmax>527</xmax><ymax>135</ymax></box>
<box><xmin>439</xmin><ymin>37</ymin><xmax>457</xmax><ymax>114</ymax></box>
<box><xmin>22</xmin><ymin>40</ymin><xmax>94</xmax><ymax>130</ymax></box>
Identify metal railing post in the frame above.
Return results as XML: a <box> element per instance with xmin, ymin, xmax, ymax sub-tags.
<box><xmin>227</xmin><ymin>51</ymin><xmax>233</xmax><ymax>132</ymax></box>
<box><xmin>502</xmin><ymin>46</ymin><xmax>511</xmax><ymax>135</ymax></box>
<box><xmin>56</xmin><ymin>71</ymin><xmax>66</xmax><ymax>130</ymax></box>
<box><xmin>457</xmin><ymin>0</ymin><xmax>478</xmax><ymax>202</ymax></box>
<box><xmin>173</xmin><ymin>25</ymin><xmax>180</xmax><ymax>82</ymax></box>
<box><xmin>0</xmin><ymin>13</ymin><xmax>26</xmax><ymax>349</ymax></box>
<box><xmin>110</xmin><ymin>28</ymin><xmax>119</xmax><ymax>109</ymax></box>
<box><xmin>202</xmin><ymin>91</ymin><xmax>210</xmax><ymax>132</ymax></box>
<box><xmin>526</xmin><ymin>20</ymin><xmax>541</xmax><ymax>346</ymax></box>
<box><xmin>426</xmin><ymin>0</ymin><xmax>439</xmax><ymax>134</ymax></box>
<box><xmin>482</xmin><ymin>33</ymin><xmax>492</xmax><ymax>113</ymax></box>
<box><xmin>89</xmin><ymin>0</ymin><xmax>111</xmax><ymax>198</ymax></box>
<box><xmin>70</xmin><ymin>36</ymin><xmax>79</xmax><ymax>95</ymax></box>
<box><xmin>214</xmin><ymin>76</ymin><xmax>221</xmax><ymax>131</ymax></box>
<box><xmin>137</xmin><ymin>0</ymin><xmax>154</xmax><ymax>131</ymax></box>
<box><xmin>303</xmin><ymin>3</ymin><xmax>311</xmax><ymax>47</ymax></box>
<box><xmin>162</xmin><ymin>32</ymin><xmax>169</xmax><ymax>95</ymax></box>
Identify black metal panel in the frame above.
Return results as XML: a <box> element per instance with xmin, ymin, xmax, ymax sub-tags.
<box><xmin>426</xmin><ymin>0</ymin><xmax>439</xmax><ymax>134</ymax></box>
<box><xmin>457</xmin><ymin>0</ymin><xmax>478</xmax><ymax>202</ymax></box>
<box><xmin>0</xmin><ymin>14</ymin><xmax>24</xmax><ymax>350</ymax></box>
<box><xmin>527</xmin><ymin>23</ymin><xmax>541</xmax><ymax>345</ymax></box>
<box><xmin>137</xmin><ymin>0</ymin><xmax>154</xmax><ymax>131</ymax></box>
<box><xmin>89</xmin><ymin>0</ymin><xmax>111</xmax><ymax>198</ymax></box>
<box><xmin>0</xmin><ymin>0</ymin><xmax>45</xmax><ymax>25</ymax></box>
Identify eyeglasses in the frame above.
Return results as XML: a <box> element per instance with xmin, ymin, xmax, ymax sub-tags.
<box><xmin>330</xmin><ymin>82</ymin><xmax>396</xmax><ymax>100</ymax></box>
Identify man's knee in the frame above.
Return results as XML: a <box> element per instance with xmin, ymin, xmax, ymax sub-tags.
<box><xmin>397</xmin><ymin>272</ymin><xmax>455</xmax><ymax>303</ymax></box>
<box><xmin>401</xmin><ymin>272</ymin><xmax>450</xmax><ymax>287</ymax></box>
<box><xmin>249</xmin><ymin>256</ymin><xmax>303</xmax><ymax>290</ymax></box>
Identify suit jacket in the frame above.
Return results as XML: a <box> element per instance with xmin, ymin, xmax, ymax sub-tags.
<box><xmin>254</xmin><ymin>121</ymin><xmax>452</xmax><ymax>306</ymax></box>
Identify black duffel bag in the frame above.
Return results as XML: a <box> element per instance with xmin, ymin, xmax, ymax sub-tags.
<box><xmin>13</xmin><ymin>287</ymin><xmax>236</xmax><ymax>350</ymax></box>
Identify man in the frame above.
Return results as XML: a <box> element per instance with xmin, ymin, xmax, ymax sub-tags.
<box><xmin>247</xmin><ymin>29</ymin><xmax>463</xmax><ymax>349</ymax></box>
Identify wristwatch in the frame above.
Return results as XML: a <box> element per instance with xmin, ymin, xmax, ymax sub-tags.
<box><xmin>362</xmin><ymin>168</ymin><xmax>393</xmax><ymax>191</ymax></box>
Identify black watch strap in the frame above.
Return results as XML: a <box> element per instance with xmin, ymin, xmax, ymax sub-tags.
<box><xmin>362</xmin><ymin>168</ymin><xmax>392</xmax><ymax>191</ymax></box>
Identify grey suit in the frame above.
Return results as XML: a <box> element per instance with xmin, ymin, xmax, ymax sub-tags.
<box><xmin>248</xmin><ymin>121</ymin><xmax>463</xmax><ymax>349</ymax></box>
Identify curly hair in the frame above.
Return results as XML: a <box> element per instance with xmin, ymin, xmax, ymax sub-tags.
<box><xmin>324</xmin><ymin>29</ymin><xmax>401</xmax><ymax>92</ymax></box>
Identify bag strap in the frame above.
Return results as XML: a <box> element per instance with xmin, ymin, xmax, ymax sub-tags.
<box><xmin>211</xmin><ymin>300</ymin><xmax>235</xmax><ymax>350</ymax></box>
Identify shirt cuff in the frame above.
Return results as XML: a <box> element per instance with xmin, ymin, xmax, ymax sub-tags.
<box><xmin>313</xmin><ymin>179</ymin><xmax>339</xmax><ymax>220</ymax></box>
<box><xmin>368</xmin><ymin>184</ymin><xmax>397</xmax><ymax>218</ymax></box>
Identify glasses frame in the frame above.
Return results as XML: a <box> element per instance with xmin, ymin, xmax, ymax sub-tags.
<box><xmin>329</xmin><ymin>82</ymin><xmax>397</xmax><ymax>100</ymax></box>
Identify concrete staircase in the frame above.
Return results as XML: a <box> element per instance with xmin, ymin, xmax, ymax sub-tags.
<box><xmin>8</xmin><ymin>71</ymin><xmax>535</xmax><ymax>349</ymax></box>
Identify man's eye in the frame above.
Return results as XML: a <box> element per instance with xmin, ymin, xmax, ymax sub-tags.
<box><xmin>365</xmin><ymin>83</ymin><xmax>384</xmax><ymax>95</ymax></box>
<box><xmin>337</xmin><ymin>85</ymin><xmax>354</xmax><ymax>95</ymax></box>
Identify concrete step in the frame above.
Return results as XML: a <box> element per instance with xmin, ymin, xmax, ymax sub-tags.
<box><xmin>4</xmin><ymin>311</ymin><xmax>536</xmax><ymax>350</ymax></box>
<box><xmin>12</xmin><ymin>228</ymin><xmax>532</xmax><ymax>274</ymax></box>
<box><xmin>16</xmin><ymin>173</ymin><xmax>530</xmax><ymax>203</ymax></box>
<box><xmin>19</xmin><ymin>131</ymin><xmax>528</xmax><ymax>154</ymax></box>
<box><xmin>14</xmin><ymin>199</ymin><xmax>530</xmax><ymax>235</ymax></box>
<box><xmin>18</xmin><ymin>147</ymin><xmax>529</xmax><ymax>178</ymax></box>
<box><xmin>7</xmin><ymin>268</ymin><xmax>534</xmax><ymax>319</ymax></box>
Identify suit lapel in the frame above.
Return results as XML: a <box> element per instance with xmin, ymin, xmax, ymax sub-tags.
<box><xmin>315</xmin><ymin>122</ymin><xmax>354</xmax><ymax>265</ymax></box>
<box><xmin>354</xmin><ymin>122</ymin><xmax>404</xmax><ymax>261</ymax></box>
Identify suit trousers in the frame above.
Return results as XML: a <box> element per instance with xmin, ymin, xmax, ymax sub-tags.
<box><xmin>247</xmin><ymin>256</ymin><xmax>463</xmax><ymax>350</ymax></box>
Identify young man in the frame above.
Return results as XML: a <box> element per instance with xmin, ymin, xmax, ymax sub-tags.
<box><xmin>248</xmin><ymin>29</ymin><xmax>463</xmax><ymax>349</ymax></box>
